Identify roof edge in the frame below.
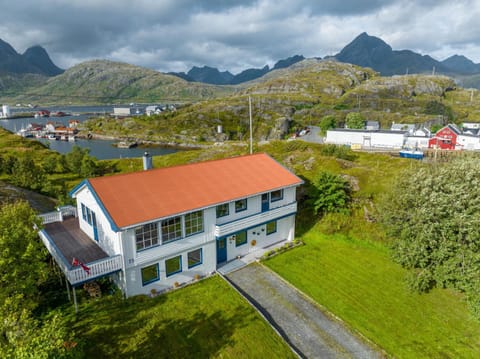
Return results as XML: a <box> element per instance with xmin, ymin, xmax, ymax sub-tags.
<box><xmin>70</xmin><ymin>179</ymin><xmax>120</xmax><ymax>232</ymax></box>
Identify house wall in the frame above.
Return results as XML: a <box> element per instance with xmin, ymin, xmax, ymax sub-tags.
<box><xmin>215</xmin><ymin>187</ymin><xmax>296</xmax><ymax>225</ymax></box>
<box><xmin>405</xmin><ymin>136</ymin><xmax>430</xmax><ymax>149</ymax></box>
<box><xmin>326</xmin><ymin>130</ymin><xmax>406</xmax><ymax>149</ymax></box>
<box><xmin>223</xmin><ymin>214</ymin><xmax>295</xmax><ymax>262</ymax></box>
<box><xmin>75</xmin><ymin>186</ymin><xmax>122</xmax><ymax>256</ymax></box>
<box><xmin>73</xmin><ymin>183</ymin><xmax>299</xmax><ymax>297</ymax></box>
<box><xmin>457</xmin><ymin>135</ymin><xmax>480</xmax><ymax>150</ymax></box>
<box><xmin>429</xmin><ymin>127</ymin><xmax>457</xmax><ymax>150</ymax></box>
<box><xmin>121</xmin><ymin>206</ymin><xmax>218</xmax><ymax>296</ymax></box>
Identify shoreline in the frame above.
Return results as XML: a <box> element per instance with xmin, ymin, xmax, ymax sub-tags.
<box><xmin>76</xmin><ymin>132</ymin><xmax>207</xmax><ymax>150</ymax></box>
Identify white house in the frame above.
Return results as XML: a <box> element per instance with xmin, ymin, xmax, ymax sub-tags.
<box><xmin>457</xmin><ymin>134</ymin><xmax>480</xmax><ymax>150</ymax></box>
<box><xmin>325</xmin><ymin>129</ymin><xmax>407</xmax><ymax>149</ymax></box>
<box><xmin>39</xmin><ymin>153</ymin><xmax>303</xmax><ymax>299</ymax></box>
<box><xmin>113</xmin><ymin>107</ymin><xmax>133</xmax><ymax>116</ymax></box>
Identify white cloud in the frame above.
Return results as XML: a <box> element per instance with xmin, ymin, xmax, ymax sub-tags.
<box><xmin>1</xmin><ymin>0</ymin><xmax>480</xmax><ymax>73</ymax></box>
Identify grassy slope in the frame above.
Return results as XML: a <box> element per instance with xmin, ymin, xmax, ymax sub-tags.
<box><xmin>265</xmin><ymin>232</ymin><xmax>480</xmax><ymax>358</ymax></box>
<box><xmin>7</xmin><ymin>60</ymin><xmax>235</xmax><ymax>105</ymax></box>
<box><xmin>67</xmin><ymin>276</ymin><xmax>296</xmax><ymax>358</ymax></box>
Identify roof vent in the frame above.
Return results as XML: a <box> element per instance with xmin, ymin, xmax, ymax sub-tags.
<box><xmin>143</xmin><ymin>152</ymin><xmax>152</xmax><ymax>170</ymax></box>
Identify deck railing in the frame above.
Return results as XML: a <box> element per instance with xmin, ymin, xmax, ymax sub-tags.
<box><xmin>38</xmin><ymin>206</ymin><xmax>122</xmax><ymax>286</ymax></box>
<box><xmin>66</xmin><ymin>255</ymin><xmax>123</xmax><ymax>285</ymax></box>
<box><xmin>39</xmin><ymin>229</ymin><xmax>123</xmax><ymax>286</ymax></box>
<box><xmin>39</xmin><ymin>205</ymin><xmax>78</xmax><ymax>225</ymax></box>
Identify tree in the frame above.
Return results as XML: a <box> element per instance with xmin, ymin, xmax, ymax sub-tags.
<box><xmin>0</xmin><ymin>201</ymin><xmax>48</xmax><ymax>309</ymax></box>
<box><xmin>0</xmin><ymin>300</ymin><xmax>79</xmax><ymax>359</ymax></box>
<box><xmin>380</xmin><ymin>157</ymin><xmax>480</xmax><ymax>317</ymax></box>
<box><xmin>345</xmin><ymin>112</ymin><xmax>365</xmax><ymax>129</ymax></box>
<box><xmin>312</xmin><ymin>171</ymin><xmax>351</xmax><ymax>215</ymax></box>
<box><xmin>318</xmin><ymin>115</ymin><xmax>337</xmax><ymax>135</ymax></box>
<box><xmin>11</xmin><ymin>155</ymin><xmax>46</xmax><ymax>191</ymax></box>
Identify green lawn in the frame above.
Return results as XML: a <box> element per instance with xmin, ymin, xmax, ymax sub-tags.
<box><xmin>265</xmin><ymin>229</ymin><xmax>480</xmax><ymax>358</ymax></box>
<box><xmin>66</xmin><ymin>276</ymin><xmax>296</xmax><ymax>358</ymax></box>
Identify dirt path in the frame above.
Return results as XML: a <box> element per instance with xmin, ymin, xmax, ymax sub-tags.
<box><xmin>225</xmin><ymin>264</ymin><xmax>381</xmax><ymax>359</ymax></box>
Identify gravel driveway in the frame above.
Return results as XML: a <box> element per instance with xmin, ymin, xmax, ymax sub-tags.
<box><xmin>225</xmin><ymin>263</ymin><xmax>381</xmax><ymax>359</ymax></box>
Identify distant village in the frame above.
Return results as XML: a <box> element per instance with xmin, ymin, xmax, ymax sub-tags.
<box><xmin>325</xmin><ymin>121</ymin><xmax>480</xmax><ymax>152</ymax></box>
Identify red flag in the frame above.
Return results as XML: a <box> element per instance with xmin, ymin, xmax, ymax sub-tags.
<box><xmin>72</xmin><ymin>257</ymin><xmax>91</xmax><ymax>275</ymax></box>
<box><xmin>80</xmin><ymin>262</ymin><xmax>91</xmax><ymax>275</ymax></box>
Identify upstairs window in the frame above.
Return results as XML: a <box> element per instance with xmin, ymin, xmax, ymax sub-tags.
<box><xmin>136</xmin><ymin>223</ymin><xmax>159</xmax><ymax>251</ymax></box>
<box><xmin>270</xmin><ymin>189</ymin><xmax>284</xmax><ymax>202</ymax></box>
<box><xmin>216</xmin><ymin>203</ymin><xmax>229</xmax><ymax>218</ymax></box>
<box><xmin>235</xmin><ymin>199</ymin><xmax>247</xmax><ymax>212</ymax></box>
<box><xmin>185</xmin><ymin>210</ymin><xmax>204</xmax><ymax>236</ymax></box>
<box><xmin>161</xmin><ymin>216</ymin><xmax>182</xmax><ymax>243</ymax></box>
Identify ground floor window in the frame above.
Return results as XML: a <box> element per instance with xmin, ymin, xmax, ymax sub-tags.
<box><xmin>235</xmin><ymin>231</ymin><xmax>247</xmax><ymax>246</ymax></box>
<box><xmin>141</xmin><ymin>263</ymin><xmax>159</xmax><ymax>286</ymax></box>
<box><xmin>165</xmin><ymin>255</ymin><xmax>182</xmax><ymax>277</ymax></box>
<box><xmin>188</xmin><ymin>248</ymin><xmax>202</xmax><ymax>268</ymax></box>
<box><xmin>266</xmin><ymin>220</ymin><xmax>277</xmax><ymax>235</ymax></box>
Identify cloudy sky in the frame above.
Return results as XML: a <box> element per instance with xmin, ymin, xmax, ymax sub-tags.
<box><xmin>2</xmin><ymin>0</ymin><xmax>480</xmax><ymax>74</ymax></box>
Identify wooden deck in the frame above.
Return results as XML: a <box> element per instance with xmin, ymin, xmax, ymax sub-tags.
<box><xmin>44</xmin><ymin>216</ymin><xmax>108</xmax><ymax>266</ymax></box>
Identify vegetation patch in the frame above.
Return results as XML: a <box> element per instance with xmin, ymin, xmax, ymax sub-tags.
<box><xmin>66</xmin><ymin>276</ymin><xmax>296</xmax><ymax>358</ymax></box>
<box><xmin>265</xmin><ymin>231</ymin><xmax>480</xmax><ymax>358</ymax></box>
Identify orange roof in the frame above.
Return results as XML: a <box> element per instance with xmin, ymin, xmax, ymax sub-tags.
<box><xmin>82</xmin><ymin>153</ymin><xmax>302</xmax><ymax>229</ymax></box>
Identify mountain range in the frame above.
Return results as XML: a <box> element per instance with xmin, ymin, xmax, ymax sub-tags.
<box><xmin>3</xmin><ymin>32</ymin><xmax>480</xmax><ymax>90</ymax></box>
<box><xmin>0</xmin><ymin>39</ymin><xmax>63</xmax><ymax>76</ymax></box>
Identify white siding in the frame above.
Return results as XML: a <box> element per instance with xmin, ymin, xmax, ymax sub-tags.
<box><xmin>74</xmin><ymin>186</ymin><xmax>122</xmax><ymax>256</ymax></box>
<box><xmin>74</xmin><ymin>182</ymin><xmax>300</xmax><ymax>297</ymax></box>
<box><xmin>457</xmin><ymin>135</ymin><xmax>480</xmax><ymax>150</ymax></box>
<box><xmin>405</xmin><ymin>136</ymin><xmax>430</xmax><ymax>149</ymax></box>
<box><xmin>223</xmin><ymin>215</ymin><xmax>295</xmax><ymax>262</ymax></box>
<box><xmin>326</xmin><ymin>130</ymin><xmax>406</xmax><ymax>149</ymax></box>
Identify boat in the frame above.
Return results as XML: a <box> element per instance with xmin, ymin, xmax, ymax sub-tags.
<box><xmin>116</xmin><ymin>141</ymin><xmax>137</xmax><ymax>148</ymax></box>
<box><xmin>399</xmin><ymin>149</ymin><xmax>424</xmax><ymax>160</ymax></box>
<box><xmin>47</xmin><ymin>134</ymin><xmax>58</xmax><ymax>140</ymax></box>
<box><xmin>68</xmin><ymin>135</ymin><xmax>76</xmax><ymax>142</ymax></box>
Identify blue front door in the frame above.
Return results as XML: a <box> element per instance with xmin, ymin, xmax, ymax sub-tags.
<box><xmin>261</xmin><ymin>193</ymin><xmax>269</xmax><ymax>212</ymax></box>
<box><xmin>217</xmin><ymin>237</ymin><xmax>227</xmax><ymax>263</ymax></box>
<box><xmin>92</xmin><ymin>212</ymin><xmax>98</xmax><ymax>242</ymax></box>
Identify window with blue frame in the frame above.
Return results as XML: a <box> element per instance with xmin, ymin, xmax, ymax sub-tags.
<box><xmin>266</xmin><ymin>220</ymin><xmax>277</xmax><ymax>235</ymax></box>
<box><xmin>166</xmin><ymin>255</ymin><xmax>182</xmax><ymax>277</ymax></box>
<box><xmin>188</xmin><ymin>248</ymin><xmax>202</xmax><ymax>268</ymax></box>
<box><xmin>141</xmin><ymin>263</ymin><xmax>159</xmax><ymax>285</ymax></box>
<box><xmin>235</xmin><ymin>231</ymin><xmax>247</xmax><ymax>246</ymax></box>
<box><xmin>270</xmin><ymin>189</ymin><xmax>283</xmax><ymax>202</ymax></box>
<box><xmin>216</xmin><ymin>203</ymin><xmax>229</xmax><ymax>218</ymax></box>
<box><xmin>81</xmin><ymin>203</ymin><xmax>87</xmax><ymax>221</ymax></box>
<box><xmin>235</xmin><ymin>199</ymin><xmax>247</xmax><ymax>212</ymax></box>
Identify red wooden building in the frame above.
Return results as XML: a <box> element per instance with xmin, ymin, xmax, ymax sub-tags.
<box><xmin>428</xmin><ymin>124</ymin><xmax>461</xmax><ymax>150</ymax></box>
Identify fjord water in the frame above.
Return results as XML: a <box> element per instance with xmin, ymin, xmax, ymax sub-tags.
<box><xmin>0</xmin><ymin>105</ymin><xmax>179</xmax><ymax>160</ymax></box>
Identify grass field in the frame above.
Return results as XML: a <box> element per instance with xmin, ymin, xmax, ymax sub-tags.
<box><xmin>66</xmin><ymin>276</ymin><xmax>296</xmax><ymax>358</ymax></box>
<box><xmin>265</xmin><ymin>229</ymin><xmax>480</xmax><ymax>358</ymax></box>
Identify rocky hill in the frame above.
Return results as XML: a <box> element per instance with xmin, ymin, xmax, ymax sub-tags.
<box><xmin>80</xmin><ymin>59</ymin><xmax>472</xmax><ymax>146</ymax></box>
<box><xmin>8</xmin><ymin>60</ymin><xmax>236</xmax><ymax>105</ymax></box>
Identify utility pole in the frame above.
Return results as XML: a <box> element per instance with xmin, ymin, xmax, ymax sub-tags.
<box><xmin>249</xmin><ymin>96</ymin><xmax>253</xmax><ymax>155</ymax></box>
